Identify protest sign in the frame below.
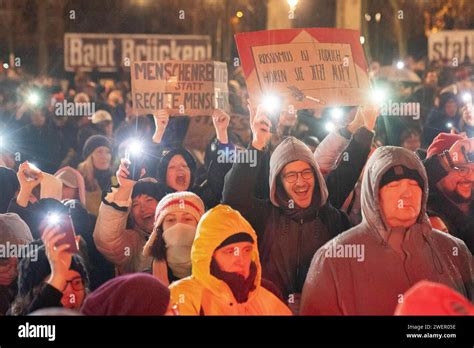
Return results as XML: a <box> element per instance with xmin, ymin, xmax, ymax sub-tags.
<box><xmin>428</xmin><ymin>30</ymin><xmax>474</xmax><ymax>64</ymax></box>
<box><xmin>64</xmin><ymin>33</ymin><xmax>211</xmax><ymax>72</ymax></box>
<box><xmin>235</xmin><ymin>28</ymin><xmax>370</xmax><ymax>109</ymax></box>
<box><xmin>130</xmin><ymin>60</ymin><xmax>229</xmax><ymax>116</ymax></box>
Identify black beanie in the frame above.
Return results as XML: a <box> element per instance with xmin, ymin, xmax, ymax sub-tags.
<box><xmin>131</xmin><ymin>179</ymin><xmax>171</xmax><ymax>201</ymax></box>
<box><xmin>17</xmin><ymin>240</ymin><xmax>89</xmax><ymax>296</ymax></box>
<box><xmin>380</xmin><ymin>165</ymin><xmax>424</xmax><ymax>190</ymax></box>
<box><xmin>82</xmin><ymin>135</ymin><xmax>112</xmax><ymax>159</ymax></box>
<box><xmin>215</xmin><ymin>232</ymin><xmax>254</xmax><ymax>251</ymax></box>
<box><xmin>157</xmin><ymin>148</ymin><xmax>196</xmax><ymax>190</ymax></box>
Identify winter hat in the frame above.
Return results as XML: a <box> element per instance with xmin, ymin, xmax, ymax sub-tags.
<box><xmin>55</xmin><ymin>166</ymin><xmax>86</xmax><ymax>206</ymax></box>
<box><xmin>143</xmin><ymin>191</ymin><xmax>205</xmax><ymax>257</ymax></box>
<box><xmin>0</xmin><ymin>166</ymin><xmax>19</xmax><ymax>213</ymax></box>
<box><xmin>82</xmin><ymin>135</ymin><xmax>112</xmax><ymax>159</ymax></box>
<box><xmin>426</xmin><ymin>133</ymin><xmax>465</xmax><ymax>159</ymax></box>
<box><xmin>91</xmin><ymin>110</ymin><xmax>112</xmax><ymax>124</ymax></box>
<box><xmin>215</xmin><ymin>232</ymin><xmax>254</xmax><ymax>251</ymax></box>
<box><xmin>154</xmin><ymin>191</ymin><xmax>205</xmax><ymax>228</ymax></box>
<box><xmin>81</xmin><ymin>273</ymin><xmax>170</xmax><ymax>316</ymax></box>
<box><xmin>17</xmin><ymin>240</ymin><xmax>89</xmax><ymax>296</ymax></box>
<box><xmin>394</xmin><ymin>280</ymin><xmax>474</xmax><ymax>315</ymax></box>
<box><xmin>131</xmin><ymin>178</ymin><xmax>170</xmax><ymax>202</ymax></box>
<box><xmin>0</xmin><ymin>213</ymin><xmax>33</xmax><ymax>247</ymax></box>
<box><xmin>379</xmin><ymin>165</ymin><xmax>424</xmax><ymax>190</ymax></box>
<box><xmin>157</xmin><ymin>148</ymin><xmax>196</xmax><ymax>190</ymax></box>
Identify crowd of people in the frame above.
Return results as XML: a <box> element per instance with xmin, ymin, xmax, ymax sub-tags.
<box><xmin>0</xmin><ymin>59</ymin><xmax>473</xmax><ymax>316</ymax></box>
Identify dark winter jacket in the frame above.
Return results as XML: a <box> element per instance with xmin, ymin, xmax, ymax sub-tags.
<box><xmin>222</xmin><ymin>137</ymin><xmax>352</xmax><ymax>306</ymax></box>
<box><xmin>300</xmin><ymin>146</ymin><xmax>473</xmax><ymax>315</ymax></box>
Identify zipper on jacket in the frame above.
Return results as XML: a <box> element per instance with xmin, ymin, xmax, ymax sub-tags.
<box><xmin>295</xmin><ymin>219</ymin><xmax>304</xmax><ymax>283</ymax></box>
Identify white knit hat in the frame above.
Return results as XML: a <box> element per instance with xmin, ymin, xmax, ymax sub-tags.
<box><xmin>154</xmin><ymin>191</ymin><xmax>205</xmax><ymax>228</ymax></box>
<box><xmin>143</xmin><ymin>191</ymin><xmax>205</xmax><ymax>257</ymax></box>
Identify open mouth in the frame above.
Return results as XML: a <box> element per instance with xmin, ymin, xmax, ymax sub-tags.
<box><xmin>176</xmin><ymin>173</ymin><xmax>187</xmax><ymax>186</ymax></box>
<box><xmin>293</xmin><ymin>187</ymin><xmax>309</xmax><ymax>198</ymax></box>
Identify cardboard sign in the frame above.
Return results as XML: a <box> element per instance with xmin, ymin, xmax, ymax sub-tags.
<box><xmin>428</xmin><ymin>30</ymin><xmax>474</xmax><ymax>64</ymax></box>
<box><xmin>130</xmin><ymin>60</ymin><xmax>229</xmax><ymax>116</ymax></box>
<box><xmin>64</xmin><ymin>33</ymin><xmax>211</xmax><ymax>72</ymax></box>
<box><xmin>235</xmin><ymin>28</ymin><xmax>370</xmax><ymax>109</ymax></box>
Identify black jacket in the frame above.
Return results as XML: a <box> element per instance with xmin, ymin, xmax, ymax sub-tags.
<box><xmin>223</xmin><ymin>136</ymin><xmax>361</xmax><ymax>300</ymax></box>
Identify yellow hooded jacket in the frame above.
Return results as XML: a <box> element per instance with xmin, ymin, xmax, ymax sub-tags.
<box><xmin>169</xmin><ymin>205</ymin><xmax>292</xmax><ymax>315</ymax></box>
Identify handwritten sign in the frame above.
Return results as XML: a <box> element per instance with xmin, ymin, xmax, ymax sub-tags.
<box><xmin>131</xmin><ymin>60</ymin><xmax>229</xmax><ymax>116</ymax></box>
<box><xmin>235</xmin><ymin>28</ymin><xmax>370</xmax><ymax>109</ymax></box>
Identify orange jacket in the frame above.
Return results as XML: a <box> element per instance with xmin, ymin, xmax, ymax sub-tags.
<box><xmin>169</xmin><ymin>205</ymin><xmax>292</xmax><ymax>315</ymax></box>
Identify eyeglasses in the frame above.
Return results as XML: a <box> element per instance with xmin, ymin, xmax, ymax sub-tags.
<box><xmin>63</xmin><ymin>277</ymin><xmax>85</xmax><ymax>292</ymax></box>
<box><xmin>282</xmin><ymin>168</ymin><xmax>314</xmax><ymax>183</ymax></box>
<box><xmin>452</xmin><ymin>165</ymin><xmax>474</xmax><ymax>178</ymax></box>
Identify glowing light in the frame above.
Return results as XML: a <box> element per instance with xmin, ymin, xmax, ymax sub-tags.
<box><xmin>396</xmin><ymin>61</ymin><xmax>405</xmax><ymax>70</ymax></box>
<box><xmin>236</xmin><ymin>11</ymin><xmax>243</xmax><ymax>18</ymax></box>
<box><xmin>360</xmin><ymin>36</ymin><xmax>365</xmax><ymax>45</ymax></box>
<box><xmin>48</xmin><ymin>213</ymin><xmax>61</xmax><ymax>225</ymax></box>
<box><xmin>325</xmin><ymin>122</ymin><xmax>335</xmax><ymax>132</ymax></box>
<box><xmin>261</xmin><ymin>94</ymin><xmax>282</xmax><ymax>114</ymax></box>
<box><xmin>27</xmin><ymin>92</ymin><xmax>40</xmax><ymax>106</ymax></box>
<box><xmin>287</xmin><ymin>0</ymin><xmax>299</xmax><ymax>9</ymax></box>
<box><xmin>370</xmin><ymin>88</ymin><xmax>388</xmax><ymax>105</ymax></box>
<box><xmin>127</xmin><ymin>140</ymin><xmax>143</xmax><ymax>156</ymax></box>
<box><xmin>331</xmin><ymin>108</ymin><xmax>343</xmax><ymax>120</ymax></box>
<box><xmin>462</xmin><ymin>92</ymin><xmax>472</xmax><ymax>104</ymax></box>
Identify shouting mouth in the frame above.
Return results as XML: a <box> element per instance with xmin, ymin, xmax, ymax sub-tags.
<box><xmin>175</xmin><ymin>173</ymin><xmax>187</xmax><ymax>187</ymax></box>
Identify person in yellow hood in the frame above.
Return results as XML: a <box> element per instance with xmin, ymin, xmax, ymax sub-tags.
<box><xmin>169</xmin><ymin>204</ymin><xmax>292</xmax><ymax>315</ymax></box>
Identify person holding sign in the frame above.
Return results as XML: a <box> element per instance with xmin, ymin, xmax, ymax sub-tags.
<box><xmin>151</xmin><ymin>108</ymin><xmax>235</xmax><ymax>209</ymax></box>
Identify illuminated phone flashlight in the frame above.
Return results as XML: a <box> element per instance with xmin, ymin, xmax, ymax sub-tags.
<box><xmin>369</xmin><ymin>88</ymin><xmax>388</xmax><ymax>106</ymax></box>
<box><xmin>446</xmin><ymin>122</ymin><xmax>453</xmax><ymax>129</ymax></box>
<box><xmin>127</xmin><ymin>140</ymin><xmax>143</xmax><ymax>157</ymax></box>
<box><xmin>261</xmin><ymin>94</ymin><xmax>282</xmax><ymax>115</ymax></box>
<box><xmin>27</xmin><ymin>91</ymin><xmax>40</xmax><ymax>106</ymax></box>
<box><xmin>330</xmin><ymin>107</ymin><xmax>343</xmax><ymax>121</ymax></box>
<box><xmin>462</xmin><ymin>92</ymin><xmax>472</xmax><ymax>105</ymax></box>
<box><xmin>325</xmin><ymin>121</ymin><xmax>335</xmax><ymax>132</ymax></box>
<box><xmin>396</xmin><ymin>61</ymin><xmax>404</xmax><ymax>70</ymax></box>
<box><xmin>47</xmin><ymin>213</ymin><xmax>61</xmax><ymax>225</ymax></box>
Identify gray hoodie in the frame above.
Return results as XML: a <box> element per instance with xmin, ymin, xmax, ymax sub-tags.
<box><xmin>300</xmin><ymin>146</ymin><xmax>474</xmax><ymax>315</ymax></box>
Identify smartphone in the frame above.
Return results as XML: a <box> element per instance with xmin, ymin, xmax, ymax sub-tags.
<box><xmin>126</xmin><ymin>150</ymin><xmax>144</xmax><ymax>181</ymax></box>
<box><xmin>42</xmin><ymin>213</ymin><xmax>79</xmax><ymax>254</ymax></box>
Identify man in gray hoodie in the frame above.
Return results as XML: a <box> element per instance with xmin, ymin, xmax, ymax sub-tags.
<box><xmin>300</xmin><ymin>146</ymin><xmax>473</xmax><ymax>315</ymax></box>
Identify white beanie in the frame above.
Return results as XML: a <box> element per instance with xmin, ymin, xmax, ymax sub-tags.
<box><xmin>143</xmin><ymin>191</ymin><xmax>205</xmax><ymax>257</ymax></box>
<box><xmin>154</xmin><ymin>191</ymin><xmax>205</xmax><ymax>228</ymax></box>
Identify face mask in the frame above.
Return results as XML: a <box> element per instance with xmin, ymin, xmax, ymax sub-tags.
<box><xmin>162</xmin><ymin>223</ymin><xmax>196</xmax><ymax>279</ymax></box>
